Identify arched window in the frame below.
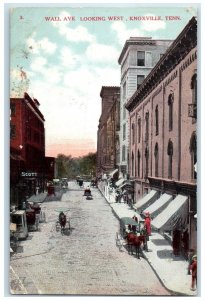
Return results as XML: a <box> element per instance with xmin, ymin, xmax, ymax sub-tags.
<box><xmin>145</xmin><ymin>112</ymin><xmax>149</xmax><ymax>143</ymax></box>
<box><xmin>190</xmin><ymin>132</ymin><xmax>197</xmax><ymax>179</ymax></box>
<box><xmin>131</xmin><ymin>151</ymin><xmax>134</xmax><ymax>176</ymax></box>
<box><xmin>145</xmin><ymin>147</ymin><xmax>149</xmax><ymax>178</ymax></box>
<box><xmin>155</xmin><ymin>106</ymin><xmax>159</xmax><ymax>136</ymax></box>
<box><xmin>138</xmin><ymin>118</ymin><xmax>141</xmax><ymax>143</ymax></box>
<box><xmin>122</xmin><ymin>145</ymin><xmax>126</xmax><ymax>161</ymax></box>
<box><xmin>167</xmin><ymin>139</ymin><xmax>173</xmax><ymax>179</ymax></box>
<box><xmin>137</xmin><ymin>150</ymin><xmax>141</xmax><ymax>177</ymax></box>
<box><xmin>191</xmin><ymin>74</ymin><xmax>197</xmax><ymax>120</ymax></box>
<box><xmin>168</xmin><ymin>94</ymin><xmax>174</xmax><ymax>131</ymax></box>
<box><xmin>154</xmin><ymin>143</ymin><xmax>159</xmax><ymax>177</ymax></box>
<box><xmin>132</xmin><ymin>123</ymin><xmax>135</xmax><ymax>145</ymax></box>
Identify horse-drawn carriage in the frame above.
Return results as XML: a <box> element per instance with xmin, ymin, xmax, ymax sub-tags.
<box><xmin>55</xmin><ymin>208</ymin><xmax>71</xmax><ymax>234</ymax></box>
<box><xmin>83</xmin><ymin>187</ymin><xmax>92</xmax><ymax>199</ymax></box>
<box><xmin>116</xmin><ymin>217</ymin><xmax>148</xmax><ymax>259</ymax></box>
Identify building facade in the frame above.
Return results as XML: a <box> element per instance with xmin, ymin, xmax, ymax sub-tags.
<box><xmin>126</xmin><ymin>17</ymin><xmax>197</xmax><ymax>250</ymax></box>
<box><xmin>97</xmin><ymin>86</ymin><xmax>120</xmax><ymax>179</ymax></box>
<box><xmin>118</xmin><ymin>37</ymin><xmax>172</xmax><ymax>179</ymax></box>
<box><xmin>10</xmin><ymin>92</ymin><xmax>54</xmax><ymax>208</ymax></box>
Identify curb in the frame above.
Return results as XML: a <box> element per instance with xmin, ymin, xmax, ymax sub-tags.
<box><xmin>99</xmin><ymin>188</ymin><xmax>192</xmax><ymax>297</ymax></box>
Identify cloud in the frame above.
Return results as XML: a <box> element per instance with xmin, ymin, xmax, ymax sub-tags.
<box><xmin>60</xmin><ymin>47</ymin><xmax>80</xmax><ymax>68</ymax></box>
<box><xmin>86</xmin><ymin>43</ymin><xmax>120</xmax><ymax>63</ymax></box>
<box><xmin>141</xmin><ymin>14</ymin><xmax>166</xmax><ymax>31</ymax></box>
<box><xmin>26</xmin><ymin>33</ymin><xmax>57</xmax><ymax>55</ymax></box>
<box><xmin>30</xmin><ymin>56</ymin><xmax>47</xmax><ymax>72</ymax></box>
<box><xmin>111</xmin><ymin>21</ymin><xmax>144</xmax><ymax>45</ymax></box>
<box><xmin>51</xmin><ymin>11</ymin><xmax>96</xmax><ymax>43</ymax></box>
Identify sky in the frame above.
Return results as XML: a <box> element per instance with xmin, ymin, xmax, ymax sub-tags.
<box><xmin>9</xmin><ymin>5</ymin><xmax>198</xmax><ymax>158</ymax></box>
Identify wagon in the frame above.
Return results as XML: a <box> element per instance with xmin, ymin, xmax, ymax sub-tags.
<box><xmin>120</xmin><ymin>217</ymin><xmax>141</xmax><ymax>238</ymax></box>
<box><xmin>83</xmin><ymin>187</ymin><xmax>92</xmax><ymax>199</ymax></box>
<box><xmin>55</xmin><ymin>208</ymin><xmax>71</xmax><ymax>234</ymax></box>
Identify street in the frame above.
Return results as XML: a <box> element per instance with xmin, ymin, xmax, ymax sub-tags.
<box><xmin>10</xmin><ymin>181</ymin><xmax>170</xmax><ymax>295</ymax></box>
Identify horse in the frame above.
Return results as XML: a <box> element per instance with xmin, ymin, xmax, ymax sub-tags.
<box><xmin>126</xmin><ymin>232</ymin><xmax>146</xmax><ymax>259</ymax></box>
<box><xmin>59</xmin><ymin>212</ymin><xmax>67</xmax><ymax>232</ymax></box>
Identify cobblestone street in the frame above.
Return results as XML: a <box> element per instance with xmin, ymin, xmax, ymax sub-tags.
<box><xmin>10</xmin><ymin>181</ymin><xmax>170</xmax><ymax>295</ymax></box>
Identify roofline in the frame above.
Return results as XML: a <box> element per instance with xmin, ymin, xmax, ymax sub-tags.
<box><xmin>118</xmin><ymin>38</ymin><xmax>173</xmax><ymax>64</ymax></box>
<box><xmin>126</xmin><ymin>17</ymin><xmax>197</xmax><ymax>111</ymax></box>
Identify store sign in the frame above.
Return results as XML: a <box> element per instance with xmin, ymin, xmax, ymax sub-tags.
<box><xmin>21</xmin><ymin>172</ymin><xmax>37</xmax><ymax>177</ymax></box>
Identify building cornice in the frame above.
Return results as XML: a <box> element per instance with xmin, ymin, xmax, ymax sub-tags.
<box><xmin>125</xmin><ymin>17</ymin><xmax>197</xmax><ymax>112</ymax></box>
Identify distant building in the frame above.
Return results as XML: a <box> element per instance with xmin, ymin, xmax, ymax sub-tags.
<box><xmin>97</xmin><ymin>86</ymin><xmax>120</xmax><ymax>179</ymax></box>
<box><xmin>126</xmin><ymin>17</ymin><xmax>197</xmax><ymax>250</ymax></box>
<box><xmin>118</xmin><ymin>37</ymin><xmax>172</xmax><ymax>179</ymax></box>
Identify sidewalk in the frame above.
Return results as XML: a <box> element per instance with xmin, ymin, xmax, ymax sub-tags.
<box><xmin>104</xmin><ymin>191</ymin><xmax>198</xmax><ymax>296</ymax></box>
<box><xmin>26</xmin><ymin>192</ymin><xmax>47</xmax><ymax>203</ymax></box>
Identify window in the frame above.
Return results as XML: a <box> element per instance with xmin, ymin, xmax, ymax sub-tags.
<box><xmin>168</xmin><ymin>94</ymin><xmax>174</xmax><ymax>131</ymax></box>
<box><xmin>145</xmin><ymin>147</ymin><xmax>149</xmax><ymax>178</ymax></box>
<box><xmin>123</xmin><ymin>123</ymin><xmax>126</xmax><ymax>140</ymax></box>
<box><xmin>122</xmin><ymin>145</ymin><xmax>126</xmax><ymax>161</ymax></box>
<box><xmin>154</xmin><ymin>143</ymin><xmax>159</xmax><ymax>177</ymax></box>
<box><xmin>191</xmin><ymin>74</ymin><xmax>197</xmax><ymax>120</ymax></box>
<box><xmin>10</xmin><ymin>103</ymin><xmax>16</xmax><ymax>116</ymax></box>
<box><xmin>145</xmin><ymin>112</ymin><xmax>149</xmax><ymax>143</ymax></box>
<box><xmin>137</xmin><ymin>75</ymin><xmax>145</xmax><ymax>89</ymax></box>
<box><xmin>10</xmin><ymin>124</ymin><xmax>16</xmax><ymax>139</ymax></box>
<box><xmin>155</xmin><ymin>105</ymin><xmax>159</xmax><ymax>136</ymax></box>
<box><xmin>131</xmin><ymin>151</ymin><xmax>134</xmax><ymax>176</ymax></box>
<box><xmin>137</xmin><ymin>150</ymin><xmax>141</xmax><ymax>177</ymax></box>
<box><xmin>132</xmin><ymin>123</ymin><xmax>135</xmax><ymax>145</ymax></box>
<box><xmin>167</xmin><ymin>139</ymin><xmax>173</xmax><ymax>179</ymax></box>
<box><xmin>190</xmin><ymin>132</ymin><xmax>197</xmax><ymax>180</ymax></box>
<box><xmin>138</xmin><ymin>118</ymin><xmax>141</xmax><ymax>143</ymax></box>
<box><xmin>137</xmin><ymin>51</ymin><xmax>145</xmax><ymax>66</ymax></box>
<box><xmin>122</xmin><ymin>82</ymin><xmax>126</xmax><ymax>102</ymax></box>
<box><xmin>123</xmin><ymin>105</ymin><xmax>126</xmax><ymax>120</ymax></box>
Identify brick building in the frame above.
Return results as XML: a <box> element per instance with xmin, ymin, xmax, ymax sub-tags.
<box><xmin>126</xmin><ymin>17</ymin><xmax>197</xmax><ymax>250</ymax></box>
<box><xmin>118</xmin><ymin>37</ymin><xmax>172</xmax><ymax>179</ymax></box>
<box><xmin>97</xmin><ymin>86</ymin><xmax>120</xmax><ymax>179</ymax></box>
<box><xmin>10</xmin><ymin>92</ymin><xmax>54</xmax><ymax>208</ymax></box>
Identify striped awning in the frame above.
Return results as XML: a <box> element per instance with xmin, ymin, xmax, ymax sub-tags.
<box><xmin>142</xmin><ymin>193</ymin><xmax>173</xmax><ymax>219</ymax></box>
<box><xmin>108</xmin><ymin>169</ymin><xmax>118</xmax><ymax>178</ymax></box>
<box><xmin>151</xmin><ymin>194</ymin><xmax>188</xmax><ymax>231</ymax></box>
<box><xmin>115</xmin><ymin>178</ymin><xmax>125</xmax><ymax>187</ymax></box>
<box><xmin>133</xmin><ymin>190</ymin><xmax>159</xmax><ymax>212</ymax></box>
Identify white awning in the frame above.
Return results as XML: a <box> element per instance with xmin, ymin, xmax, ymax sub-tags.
<box><xmin>108</xmin><ymin>169</ymin><xmax>118</xmax><ymax>178</ymax></box>
<box><xmin>115</xmin><ymin>178</ymin><xmax>125</xmax><ymax>187</ymax></box>
<box><xmin>120</xmin><ymin>181</ymin><xmax>134</xmax><ymax>189</ymax></box>
<box><xmin>133</xmin><ymin>190</ymin><xmax>159</xmax><ymax>212</ymax></box>
<box><xmin>152</xmin><ymin>194</ymin><xmax>188</xmax><ymax>231</ymax></box>
<box><xmin>142</xmin><ymin>193</ymin><xmax>172</xmax><ymax>219</ymax></box>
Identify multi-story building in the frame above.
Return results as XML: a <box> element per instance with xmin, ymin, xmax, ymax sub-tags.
<box><xmin>97</xmin><ymin>86</ymin><xmax>120</xmax><ymax>179</ymax></box>
<box><xmin>10</xmin><ymin>92</ymin><xmax>54</xmax><ymax>208</ymax></box>
<box><xmin>126</xmin><ymin>17</ymin><xmax>197</xmax><ymax>250</ymax></box>
<box><xmin>118</xmin><ymin>37</ymin><xmax>172</xmax><ymax>179</ymax></box>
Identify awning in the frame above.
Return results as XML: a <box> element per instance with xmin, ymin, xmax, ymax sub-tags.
<box><xmin>120</xmin><ymin>181</ymin><xmax>134</xmax><ymax>189</ymax></box>
<box><xmin>115</xmin><ymin>178</ymin><xmax>125</xmax><ymax>187</ymax></box>
<box><xmin>152</xmin><ymin>194</ymin><xmax>188</xmax><ymax>231</ymax></box>
<box><xmin>133</xmin><ymin>190</ymin><xmax>159</xmax><ymax>212</ymax></box>
<box><xmin>108</xmin><ymin>169</ymin><xmax>118</xmax><ymax>178</ymax></box>
<box><xmin>142</xmin><ymin>193</ymin><xmax>172</xmax><ymax>219</ymax></box>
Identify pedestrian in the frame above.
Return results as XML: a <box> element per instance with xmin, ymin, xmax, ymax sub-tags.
<box><xmin>189</xmin><ymin>255</ymin><xmax>197</xmax><ymax>291</ymax></box>
<box><xmin>187</xmin><ymin>249</ymin><xmax>195</xmax><ymax>275</ymax></box>
<box><xmin>132</xmin><ymin>215</ymin><xmax>138</xmax><ymax>223</ymax></box>
<box><xmin>172</xmin><ymin>229</ymin><xmax>181</xmax><ymax>256</ymax></box>
<box><xmin>144</xmin><ymin>212</ymin><xmax>151</xmax><ymax>236</ymax></box>
<box><xmin>181</xmin><ymin>228</ymin><xmax>189</xmax><ymax>259</ymax></box>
